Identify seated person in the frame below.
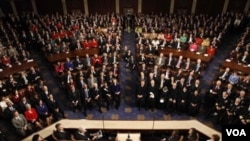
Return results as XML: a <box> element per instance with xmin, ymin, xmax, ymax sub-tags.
<box><xmin>90</xmin><ymin>130</ymin><xmax>103</xmax><ymax>140</ymax></box>
<box><xmin>161</xmin><ymin>129</ymin><xmax>182</xmax><ymax>141</ymax></box>
<box><xmin>207</xmin><ymin>134</ymin><xmax>220</xmax><ymax>141</ymax></box>
<box><xmin>12</xmin><ymin>110</ymin><xmax>33</xmax><ymax>137</ymax></box>
<box><xmin>52</xmin><ymin>123</ymin><xmax>73</xmax><ymax>140</ymax></box>
<box><xmin>228</xmin><ymin>71</ymin><xmax>240</xmax><ymax>85</ymax></box>
<box><xmin>73</xmin><ymin>127</ymin><xmax>90</xmax><ymax>140</ymax></box>
<box><xmin>64</xmin><ymin>57</ymin><xmax>74</xmax><ymax>71</ymax></box>
<box><xmin>73</xmin><ymin>56</ymin><xmax>84</xmax><ymax>70</ymax></box>
<box><xmin>28</xmin><ymin>67</ymin><xmax>42</xmax><ymax>84</ymax></box>
<box><xmin>24</xmin><ymin>104</ymin><xmax>43</xmax><ymax>129</ymax></box>
<box><xmin>32</xmin><ymin>134</ymin><xmax>46</xmax><ymax>141</ymax></box>
<box><xmin>92</xmin><ymin>54</ymin><xmax>103</xmax><ymax>68</ymax></box>
<box><xmin>1</xmin><ymin>55</ymin><xmax>12</xmax><ymax>67</ymax></box>
<box><xmin>54</xmin><ymin>61</ymin><xmax>65</xmax><ymax>75</ymax></box>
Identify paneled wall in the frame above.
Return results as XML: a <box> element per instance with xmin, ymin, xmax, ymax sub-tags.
<box><xmin>120</xmin><ymin>0</ymin><xmax>138</xmax><ymax>14</ymax></box>
<box><xmin>142</xmin><ymin>0</ymin><xmax>169</xmax><ymax>14</ymax></box>
<box><xmin>0</xmin><ymin>0</ymin><xmax>12</xmax><ymax>14</ymax></box>
<box><xmin>88</xmin><ymin>0</ymin><xmax>115</xmax><ymax>14</ymax></box>
<box><xmin>15</xmin><ymin>0</ymin><xmax>32</xmax><ymax>14</ymax></box>
<box><xmin>174</xmin><ymin>0</ymin><xmax>193</xmax><ymax>15</ymax></box>
<box><xmin>196</xmin><ymin>0</ymin><xmax>225</xmax><ymax>16</ymax></box>
<box><xmin>227</xmin><ymin>0</ymin><xmax>247</xmax><ymax>13</ymax></box>
<box><xmin>66</xmin><ymin>0</ymin><xmax>84</xmax><ymax>14</ymax></box>
<box><xmin>0</xmin><ymin>0</ymin><xmax>249</xmax><ymax>16</ymax></box>
<box><xmin>36</xmin><ymin>0</ymin><xmax>63</xmax><ymax>15</ymax></box>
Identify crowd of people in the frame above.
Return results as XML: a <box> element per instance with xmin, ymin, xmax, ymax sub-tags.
<box><xmin>0</xmin><ymin>10</ymin><xmax>249</xmax><ymax>140</ymax></box>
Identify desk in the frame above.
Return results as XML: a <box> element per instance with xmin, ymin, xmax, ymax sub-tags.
<box><xmin>46</xmin><ymin>48</ymin><xmax>99</xmax><ymax>63</ymax></box>
<box><xmin>160</xmin><ymin>48</ymin><xmax>213</xmax><ymax>63</ymax></box>
<box><xmin>0</xmin><ymin>61</ymin><xmax>37</xmax><ymax>79</ymax></box>
<box><xmin>22</xmin><ymin>119</ymin><xmax>221</xmax><ymax>141</ymax></box>
<box><xmin>222</xmin><ymin>61</ymin><xmax>250</xmax><ymax>75</ymax></box>
<box><xmin>116</xmin><ymin>133</ymin><xmax>140</xmax><ymax>141</ymax></box>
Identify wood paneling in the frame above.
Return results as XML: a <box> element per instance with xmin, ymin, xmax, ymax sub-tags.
<box><xmin>36</xmin><ymin>0</ymin><xmax>63</xmax><ymax>15</ymax></box>
<box><xmin>88</xmin><ymin>0</ymin><xmax>115</xmax><ymax>14</ymax></box>
<box><xmin>142</xmin><ymin>0</ymin><xmax>170</xmax><ymax>14</ymax></box>
<box><xmin>227</xmin><ymin>0</ymin><xmax>247</xmax><ymax>13</ymax></box>
<box><xmin>0</xmin><ymin>0</ymin><xmax>12</xmax><ymax>14</ymax></box>
<box><xmin>196</xmin><ymin>0</ymin><xmax>225</xmax><ymax>16</ymax></box>
<box><xmin>174</xmin><ymin>0</ymin><xmax>193</xmax><ymax>15</ymax></box>
<box><xmin>120</xmin><ymin>0</ymin><xmax>138</xmax><ymax>14</ymax></box>
<box><xmin>15</xmin><ymin>0</ymin><xmax>33</xmax><ymax>14</ymax></box>
<box><xmin>66</xmin><ymin>0</ymin><xmax>84</xmax><ymax>14</ymax></box>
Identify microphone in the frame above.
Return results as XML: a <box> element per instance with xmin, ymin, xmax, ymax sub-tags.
<box><xmin>152</xmin><ymin>115</ymin><xmax>155</xmax><ymax>140</ymax></box>
<box><xmin>152</xmin><ymin>115</ymin><xmax>155</xmax><ymax>130</ymax></box>
<box><xmin>102</xmin><ymin>115</ymin><xmax>104</xmax><ymax>129</ymax></box>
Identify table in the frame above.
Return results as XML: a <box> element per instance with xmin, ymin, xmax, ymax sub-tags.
<box><xmin>0</xmin><ymin>60</ymin><xmax>37</xmax><ymax>79</ymax></box>
<box><xmin>222</xmin><ymin>61</ymin><xmax>250</xmax><ymax>75</ymax></box>
<box><xmin>160</xmin><ymin>48</ymin><xmax>213</xmax><ymax>63</ymax></box>
<box><xmin>22</xmin><ymin>119</ymin><xmax>221</xmax><ymax>141</ymax></box>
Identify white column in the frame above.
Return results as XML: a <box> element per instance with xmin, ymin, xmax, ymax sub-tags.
<box><xmin>61</xmin><ymin>0</ymin><xmax>67</xmax><ymax>16</ymax></box>
<box><xmin>244</xmin><ymin>0</ymin><xmax>250</xmax><ymax>13</ymax></box>
<box><xmin>30</xmin><ymin>0</ymin><xmax>38</xmax><ymax>14</ymax></box>
<box><xmin>222</xmin><ymin>0</ymin><xmax>229</xmax><ymax>14</ymax></box>
<box><xmin>170</xmin><ymin>0</ymin><xmax>175</xmax><ymax>14</ymax></box>
<box><xmin>116</xmin><ymin>0</ymin><xmax>120</xmax><ymax>14</ymax></box>
<box><xmin>10</xmin><ymin>0</ymin><xmax>18</xmax><ymax>15</ymax></box>
<box><xmin>138</xmin><ymin>0</ymin><xmax>142</xmax><ymax>13</ymax></box>
<box><xmin>191</xmin><ymin>0</ymin><xmax>197</xmax><ymax>14</ymax></box>
<box><xmin>84</xmin><ymin>0</ymin><xmax>89</xmax><ymax>16</ymax></box>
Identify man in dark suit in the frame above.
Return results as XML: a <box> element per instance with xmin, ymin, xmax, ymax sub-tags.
<box><xmin>204</xmin><ymin>80</ymin><xmax>223</xmax><ymax>110</ymax></box>
<box><xmin>73</xmin><ymin>128</ymin><xmax>90</xmax><ymax>140</ymax></box>
<box><xmin>90</xmin><ymin>83</ymin><xmax>102</xmax><ymax>113</ymax></box>
<box><xmin>47</xmin><ymin>94</ymin><xmax>65</xmax><ymax>121</ymax></box>
<box><xmin>136</xmin><ymin>79</ymin><xmax>147</xmax><ymax>111</ymax></box>
<box><xmin>68</xmin><ymin>85</ymin><xmax>81</xmax><ymax>112</ymax></box>
<box><xmin>110</xmin><ymin>78</ymin><xmax>121</xmax><ymax>109</ymax></box>
<box><xmin>81</xmin><ymin>83</ymin><xmax>92</xmax><ymax>116</ymax></box>
<box><xmin>73</xmin><ymin>55</ymin><xmax>84</xmax><ymax>70</ymax></box>
<box><xmin>52</xmin><ymin>123</ymin><xmax>72</xmax><ymax>140</ymax></box>
<box><xmin>218</xmin><ymin>67</ymin><xmax>231</xmax><ymax>81</ymax></box>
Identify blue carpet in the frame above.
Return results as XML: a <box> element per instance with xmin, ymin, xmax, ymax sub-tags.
<box><xmin>0</xmin><ymin>29</ymin><xmax>243</xmax><ymax>141</ymax></box>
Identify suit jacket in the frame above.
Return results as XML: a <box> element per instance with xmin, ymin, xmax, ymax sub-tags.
<box><xmin>155</xmin><ymin>57</ymin><xmax>166</xmax><ymax>67</ymax></box>
<box><xmin>74</xmin><ymin>131</ymin><xmax>90</xmax><ymax>140</ymax></box>
<box><xmin>87</xmin><ymin>77</ymin><xmax>97</xmax><ymax>88</ymax></box>
<box><xmin>12</xmin><ymin>114</ymin><xmax>28</xmax><ymax>129</ymax></box>
<box><xmin>68</xmin><ymin>88</ymin><xmax>81</xmax><ymax>104</ymax></box>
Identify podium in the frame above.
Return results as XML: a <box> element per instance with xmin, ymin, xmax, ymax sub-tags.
<box><xmin>116</xmin><ymin>133</ymin><xmax>140</xmax><ymax>141</ymax></box>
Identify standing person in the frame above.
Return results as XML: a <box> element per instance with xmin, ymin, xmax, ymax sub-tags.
<box><xmin>136</xmin><ymin>79</ymin><xmax>147</xmax><ymax>111</ymax></box>
<box><xmin>187</xmin><ymin>90</ymin><xmax>202</xmax><ymax>117</ymax></box>
<box><xmin>68</xmin><ymin>85</ymin><xmax>81</xmax><ymax>112</ymax></box>
<box><xmin>101</xmin><ymin>81</ymin><xmax>112</xmax><ymax>110</ymax></box>
<box><xmin>147</xmin><ymin>79</ymin><xmax>158</xmax><ymax>111</ymax></box>
<box><xmin>90</xmin><ymin>83</ymin><xmax>102</xmax><ymax>113</ymax></box>
<box><xmin>110</xmin><ymin>78</ymin><xmax>121</xmax><ymax>110</ymax></box>
<box><xmin>47</xmin><ymin>94</ymin><xmax>65</xmax><ymax>121</ymax></box>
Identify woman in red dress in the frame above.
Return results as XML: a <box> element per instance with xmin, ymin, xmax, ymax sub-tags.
<box><xmin>24</xmin><ymin>104</ymin><xmax>43</xmax><ymax>129</ymax></box>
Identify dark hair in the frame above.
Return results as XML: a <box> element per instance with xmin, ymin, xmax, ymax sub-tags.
<box><xmin>212</xmin><ymin>134</ymin><xmax>220</xmax><ymax>141</ymax></box>
<box><xmin>55</xmin><ymin>123</ymin><xmax>61</xmax><ymax>129</ymax></box>
<box><xmin>32</xmin><ymin>134</ymin><xmax>40</xmax><ymax>141</ymax></box>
